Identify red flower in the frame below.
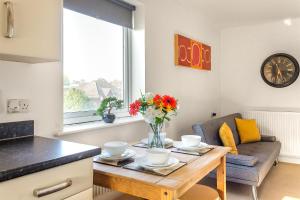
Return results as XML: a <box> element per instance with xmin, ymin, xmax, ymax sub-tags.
<box><xmin>153</xmin><ymin>94</ymin><xmax>162</xmax><ymax>107</ymax></box>
<box><xmin>129</xmin><ymin>100</ymin><xmax>141</xmax><ymax>116</ymax></box>
<box><xmin>162</xmin><ymin>95</ymin><xmax>177</xmax><ymax>110</ymax></box>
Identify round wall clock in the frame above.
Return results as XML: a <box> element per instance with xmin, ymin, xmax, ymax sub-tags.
<box><xmin>261</xmin><ymin>53</ymin><xmax>299</xmax><ymax>88</ymax></box>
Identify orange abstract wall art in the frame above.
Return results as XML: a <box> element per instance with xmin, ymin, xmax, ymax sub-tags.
<box><xmin>174</xmin><ymin>34</ymin><xmax>211</xmax><ymax>71</ymax></box>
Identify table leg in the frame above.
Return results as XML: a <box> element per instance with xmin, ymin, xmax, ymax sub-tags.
<box><xmin>217</xmin><ymin>156</ymin><xmax>226</xmax><ymax>200</ymax></box>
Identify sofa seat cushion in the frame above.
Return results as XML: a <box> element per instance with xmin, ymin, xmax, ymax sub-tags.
<box><xmin>234</xmin><ymin>141</ymin><xmax>281</xmax><ymax>185</ymax></box>
<box><xmin>226</xmin><ymin>154</ymin><xmax>258</xmax><ymax>167</ymax></box>
<box><xmin>210</xmin><ymin>141</ymin><xmax>281</xmax><ymax>186</ymax></box>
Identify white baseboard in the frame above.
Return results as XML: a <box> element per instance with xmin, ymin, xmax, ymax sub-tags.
<box><xmin>279</xmin><ymin>154</ymin><xmax>300</xmax><ymax>165</ymax></box>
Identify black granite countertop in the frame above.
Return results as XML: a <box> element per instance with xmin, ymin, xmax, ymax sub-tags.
<box><xmin>0</xmin><ymin>136</ymin><xmax>101</xmax><ymax>182</ymax></box>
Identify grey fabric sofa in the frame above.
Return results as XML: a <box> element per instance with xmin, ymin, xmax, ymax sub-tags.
<box><xmin>192</xmin><ymin>113</ymin><xmax>281</xmax><ymax>200</ymax></box>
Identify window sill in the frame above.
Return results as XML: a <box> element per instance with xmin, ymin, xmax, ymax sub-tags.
<box><xmin>59</xmin><ymin>116</ymin><xmax>144</xmax><ymax>136</ymax></box>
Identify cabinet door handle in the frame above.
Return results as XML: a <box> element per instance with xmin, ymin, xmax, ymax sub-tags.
<box><xmin>3</xmin><ymin>1</ymin><xmax>15</xmax><ymax>38</ymax></box>
<box><xmin>33</xmin><ymin>179</ymin><xmax>72</xmax><ymax>198</ymax></box>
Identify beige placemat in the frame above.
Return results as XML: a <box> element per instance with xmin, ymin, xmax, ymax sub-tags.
<box><xmin>123</xmin><ymin>161</ymin><xmax>186</xmax><ymax>176</ymax></box>
<box><xmin>171</xmin><ymin>146</ymin><xmax>214</xmax><ymax>156</ymax></box>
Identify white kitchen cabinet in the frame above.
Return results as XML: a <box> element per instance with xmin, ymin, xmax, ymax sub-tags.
<box><xmin>0</xmin><ymin>0</ymin><xmax>61</xmax><ymax>63</ymax></box>
<box><xmin>64</xmin><ymin>188</ymin><xmax>93</xmax><ymax>200</ymax></box>
<box><xmin>0</xmin><ymin>158</ymin><xmax>93</xmax><ymax>200</ymax></box>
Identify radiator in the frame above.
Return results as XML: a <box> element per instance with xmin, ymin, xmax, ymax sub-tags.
<box><xmin>93</xmin><ymin>185</ymin><xmax>112</xmax><ymax>197</ymax></box>
<box><xmin>243</xmin><ymin>111</ymin><xmax>300</xmax><ymax>163</ymax></box>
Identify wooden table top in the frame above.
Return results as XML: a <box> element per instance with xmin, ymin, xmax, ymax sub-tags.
<box><xmin>93</xmin><ymin>145</ymin><xmax>230</xmax><ymax>192</ymax></box>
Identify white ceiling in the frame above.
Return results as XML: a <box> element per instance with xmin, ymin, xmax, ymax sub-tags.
<box><xmin>177</xmin><ymin>0</ymin><xmax>300</xmax><ymax>28</ymax></box>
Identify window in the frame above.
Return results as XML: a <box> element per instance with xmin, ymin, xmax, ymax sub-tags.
<box><xmin>63</xmin><ymin>8</ymin><xmax>132</xmax><ymax>125</ymax></box>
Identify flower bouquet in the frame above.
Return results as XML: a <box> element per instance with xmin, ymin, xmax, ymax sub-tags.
<box><xmin>129</xmin><ymin>93</ymin><xmax>178</xmax><ymax>148</ymax></box>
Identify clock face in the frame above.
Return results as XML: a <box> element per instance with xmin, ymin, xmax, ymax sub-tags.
<box><xmin>261</xmin><ymin>53</ymin><xmax>299</xmax><ymax>88</ymax></box>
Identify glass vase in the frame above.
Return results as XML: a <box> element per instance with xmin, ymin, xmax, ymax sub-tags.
<box><xmin>148</xmin><ymin>123</ymin><xmax>165</xmax><ymax>149</ymax></box>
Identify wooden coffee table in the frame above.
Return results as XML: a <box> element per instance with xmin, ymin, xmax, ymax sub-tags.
<box><xmin>93</xmin><ymin>146</ymin><xmax>230</xmax><ymax>200</ymax></box>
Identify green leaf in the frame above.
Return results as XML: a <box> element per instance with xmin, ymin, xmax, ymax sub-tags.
<box><xmin>165</xmin><ymin>116</ymin><xmax>170</xmax><ymax>121</ymax></box>
<box><xmin>96</xmin><ymin>97</ymin><xmax>123</xmax><ymax>117</ymax></box>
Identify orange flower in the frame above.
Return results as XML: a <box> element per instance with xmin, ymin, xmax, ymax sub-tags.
<box><xmin>153</xmin><ymin>94</ymin><xmax>162</xmax><ymax>108</ymax></box>
<box><xmin>162</xmin><ymin>95</ymin><xmax>177</xmax><ymax>110</ymax></box>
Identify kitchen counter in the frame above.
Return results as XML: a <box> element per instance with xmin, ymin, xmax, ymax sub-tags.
<box><xmin>0</xmin><ymin>136</ymin><xmax>101</xmax><ymax>182</ymax></box>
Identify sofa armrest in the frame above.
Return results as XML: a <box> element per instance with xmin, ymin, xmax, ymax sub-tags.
<box><xmin>226</xmin><ymin>154</ymin><xmax>258</xmax><ymax>167</ymax></box>
<box><xmin>261</xmin><ymin>135</ymin><xmax>276</xmax><ymax>142</ymax></box>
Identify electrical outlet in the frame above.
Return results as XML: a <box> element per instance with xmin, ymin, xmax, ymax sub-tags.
<box><xmin>7</xmin><ymin>99</ymin><xmax>20</xmax><ymax>113</ymax></box>
<box><xmin>19</xmin><ymin>99</ymin><xmax>30</xmax><ymax>113</ymax></box>
<box><xmin>7</xmin><ymin>99</ymin><xmax>30</xmax><ymax>113</ymax></box>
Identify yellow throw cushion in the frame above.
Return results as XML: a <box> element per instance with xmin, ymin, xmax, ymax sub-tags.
<box><xmin>219</xmin><ymin>123</ymin><xmax>238</xmax><ymax>155</ymax></box>
<box><xmin>235</xmin><ymin>118</ymin><xmax>261</xmax><ymax>144</ymax></box>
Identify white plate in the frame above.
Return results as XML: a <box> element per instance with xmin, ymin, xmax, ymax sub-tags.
<box><xmin>136</xmin><ymin>157</ymin><xmax>179</xmax><ymax>170</ymax></box>
<box><xmin>173</xmin><ymin>141</ymin><xmax>209</xmax><ymax>151</ymax></box>
<box><xmin>141</xmin><ymin>138</ymin><xmax>174</xmax><ymax>145</ymax></box>
<box><xmin>100</xmin><ymin>149</ymin><xmax>136</xmax><ymax>161</ymax></box>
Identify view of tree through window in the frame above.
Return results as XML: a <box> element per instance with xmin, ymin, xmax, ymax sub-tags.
<box><xmin>63</xmin><ymin>9</ymin><xmax>124</xmax><ymax>113</ymax></box>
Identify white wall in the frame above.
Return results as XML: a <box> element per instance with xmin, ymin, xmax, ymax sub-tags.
<box><xmin>131</xmin><ymin>2</ymin><xmax>145</xmax><ymax>100</ymax></box>
<box><xmin>0</xmin><ymin>0</ymin><xmax>221</xmax><ymax>146</ymax></box>
<box><xmin>220</xmin><ymin>18</ymin><xmax>300</xmax><ymax>115</ymax></box>
<box><xmin>143</xmin><ymin>0</ymin><xmax>221</xmax><ymax>139</ymax></box>
<box><xmin>61</xmin><ymin>0</ymin><xmax>222</xmax><ymax>144</ymax></box>
<box><xmin>0</xmin><ymin>61</ymin><xmax>63</xmax><ymax>138</ymax></box>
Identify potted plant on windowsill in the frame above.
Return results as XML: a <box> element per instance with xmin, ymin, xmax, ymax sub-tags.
<box><xmin>97</xmin><ymin>97</ymin><xmax>123</xmax><ymax>123</ymax></box>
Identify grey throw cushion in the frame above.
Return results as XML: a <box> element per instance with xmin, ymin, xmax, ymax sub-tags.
<box><xmin>226</xmin><ymin>154</ymin><xmax>258</xmax><ymax>167</ymax></box>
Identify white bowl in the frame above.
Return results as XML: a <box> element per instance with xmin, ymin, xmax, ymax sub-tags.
<box><xmin>103</xmin><ymin>141</ymin><xmax>128</xmax><ymax>156</ymax></box>
<box><xmin>181</xmin><ymin>135</ymin><xmax>201</xmax><ymax>147</ymax></box>
<box><xmin>146</xmin><ymin>148</ymin><xmax>171</xmax><ymax>165</ymax></box>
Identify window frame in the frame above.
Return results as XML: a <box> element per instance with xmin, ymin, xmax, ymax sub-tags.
<box><xmin>63</xmin><ymin>25</ymin><xmax>132</xmax><ymax>125</ymax></box>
